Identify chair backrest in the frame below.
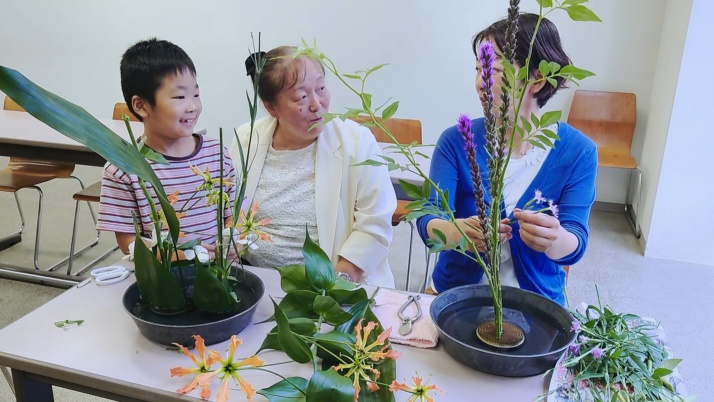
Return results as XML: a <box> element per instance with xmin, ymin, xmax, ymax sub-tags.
<box><xmin>351</xmin><ymin>116</ymin><xmax>422</xmax><ymax>144</ymax></box>
<box><xmin>3</xmin><ymin>96</ymin><xmax>25</xmax><ymax>112</ymax></box>
<box><xmin>566</xmin><ymin>90</ymin><xmax>637</xmax><ymax>168</ymax></box>
<box><xmin>112</xmin><ymin>102</ymin><xmax>139</xmax><ymax>122</ymax></box>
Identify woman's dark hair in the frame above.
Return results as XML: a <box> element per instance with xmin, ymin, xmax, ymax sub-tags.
<box><xmin>120</xmin><ymin>38</ymin><xmax>196</xmax><ymax>121</ymax></box>
<box><xmin>473</xmin><ymin>13</ymin><xmax>571</xmax><ymax>108</ymax></box>
<box><xmin>245</xmin><ymin>46</ymin><xmax>325</xmax><ymax>104</ymax></box>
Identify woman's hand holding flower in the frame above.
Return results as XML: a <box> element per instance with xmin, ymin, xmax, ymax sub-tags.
<box><xmin>513</xmin><ymin>208</ymin><xmax>561</xmax><ymax>253</ymax></box>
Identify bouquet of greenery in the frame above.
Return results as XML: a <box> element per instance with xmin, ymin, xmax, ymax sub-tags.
<box><xmin>541</xmin><ymin>290</ymin><xmax>691</xmax><ymax>402</ymax></box>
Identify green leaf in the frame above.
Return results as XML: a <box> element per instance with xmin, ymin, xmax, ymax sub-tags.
<box><xmin>279</xmin><ymin>290</ymin><xmax>320</xmax><ymax>319</ymax></box>
<box><xmin>381</xmin><ymin>101</ymin><xmax>399</xmax><ymax>120</ymax></box>
<box><xmin>565</xmin><ymin>4</ymin><xmax>602</xmax><ymax>22</ymax></box>
<box><xmin>539</xmin><ymin>111</ymin><xmax>562</xmax><ymax>128</ymax></box>
<box><xmin>313</xmin><ymin>295</ymin><xmax>354</xmax><ymax>326</ymax></box>
<box><xmin>363</xmin><ymin>63</ymin><xmax>389</xmax><ymax>78</ymax></box>
<box><xmin>193</xmin><ymin>263</ymin><xmax>234</xmax><ymax>314</ymax></box>
<box><xmin>519</xmin><ymin>115</ymin><xmax>533</xmax><ymax>134</ymax></box>
<box><xmin>360</xmin><ymin>93</ymin><xmax>373</xmax><ymax>110</ymax></box>
<box><xmin>272</xmin><ymin>298</ymin><xmax>313</xmax><ymax>364</ymax></box>
<box><xmin>302</xmin><ymin>228</ymin><xmax>336</xmax><ymax>291</ymax></box>
<box><xmin>313</xmin><ymin>330</ymin><xmax>356</xmax><ymax>363</ymax></box>
<box><xmin>652</xmin><ymin>367</ymin><xmax>673</xmax><ymax>379</ymax></box>
<box><xmin>258</xmin><ymin>377</ymin><xmax>309</xmax><ymax>402</ymax></box>
<box><xmin>541</xmin><ymin>128</ymin><xmax>559</xmax><ymax>141</ymax></box>
<box><xmin>336</xmin><ymin>299</ymin><xmax>371</xmax><ymax>334</ymax></box>
<box><xmin>559</xmin><ymin>65</ymin><xmax>596</xmax><ymax>80</ymax></box>
<box><xmin>306</xmin><ymin>369</ymin><xmax>354</xmax><ymax>402</ymax></box>
<box><xmin>399</xmin><ymin>180</ymin><xmax>423</xmax><ymax>200</ymax></box>
<box><xmin>342</xmin><ymin>73</ymin><xmax>362</xmax><ymax>80</ymax></box>
<box><xmin>132</xmin><ymin>235</ymin><xmax>186</xmax><ymax>310</ymax></box>
<box><xmin>536</xmin><ymin>0</ymin><xmax>553</xmax><ymax>7</ymax></box>
<box><xmin>327</xmin><ymin>287</ymin><xmax>368</xmax><ymax>305</ymax></box>
<box><xmin>276</xmin><ymin>264</ymin><xmax>311</xmax><ymax>293</ymax></box>
<box><xmin>257</xmin><ymin>318</ymin><xmax>317</xmax><ymax>354</ymax></box>
<box><xmin>353</xmin><ymin>159</ymin><xmax>386</xmax><ymax>167</ymax></box>
<box><xmin>431</xmin><ymin>228</ymin><xmax>447</xmax><ymax>245</ymax></box>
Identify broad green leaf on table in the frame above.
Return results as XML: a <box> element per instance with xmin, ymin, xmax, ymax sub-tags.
<box><xmin>272</xmin><ymin>298</ymin><xmax>313</xmax><ymax>364</ymax></box>
<box><xmin>276</xmin><ymin>264</ymin><xmax>311</xmax><ymax>293</ymax></box>
<box><xmin>306</xmin><ymin>369</ymin><xmax>354</xmax><ymax>402</ymax></box>
<box><xmin>279</xmin><ymin>290</ymin><xmax>320</xmax><ymax>319</ymax></box>
<box><xmin>257</xmin><ymin>377</ymin><xmax>308</xmax><ymax>402</ymax></box>
<box><xmin>257</xmin><ymin>318</ymin><xmax>317</xmax><ymax>354</ymax></box>
<box><xmin>302</xmin><ymin>229</ymin><xmax>336</xmax><ymax>290</ymax></box>
<box><xmin>313</xmin><ymin>295</ymin><xmax>353</xmax><ymax>326</ymax></box>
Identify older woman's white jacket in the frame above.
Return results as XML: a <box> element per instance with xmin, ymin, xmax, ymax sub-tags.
<box><xmin>230</xmin><ymin>116</ymin><xmax>397</xmax><ymax>288</ymax></box>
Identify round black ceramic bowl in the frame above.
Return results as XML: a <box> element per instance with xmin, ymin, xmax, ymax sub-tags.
<box><xmin>430</xmin><ymin>284</ymin><xmax>575</xmax><ymax>377</ymax></box>
<box><xmin>122</xmin><ymin>268</ymin><xmax>264</xmax><ymax>346</ymax></box>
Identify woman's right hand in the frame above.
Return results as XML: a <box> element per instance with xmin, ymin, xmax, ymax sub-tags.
<box><xmin>429</xmin><ymin>217</ymin><xmax>512</xmax><ymax>252</ymax></box>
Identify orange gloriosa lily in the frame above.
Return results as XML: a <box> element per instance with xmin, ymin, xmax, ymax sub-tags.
<box><xmin>206</xmin><ymin>335</ymin><xmax>264</xmax><ymax>402</ymax></box>
<box><xmin>332</xmin><ymin>319</ymin><xmax>401</xmax><ymax>401</ymax></box>
<box><xmin>389</xmin><ymin>373</ymin><xmax>443</xmax><ymax>402</ymax></box>
<box><xmin>169</xmin><ymin>335</ymin><xmax>218</xmax><ymax>400</ymax></box>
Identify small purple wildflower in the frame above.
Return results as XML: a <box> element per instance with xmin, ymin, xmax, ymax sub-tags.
<box><xmin>568</xmin><ymin>343</ymin><xmax>580</xmax><ymax>356</ymax></box>
<box><xmin>591</xmin><ymin>347</ymin><xmax>604</xmax><ymax>360</ymax></box>
<box><xmin>578</xmin><ymin>335</ymin><xmax>588</xmax><ymax>344</ymax></box>
<box><xmin>534</xmin><ymin>189</ymin><xmax>546</xmax><ymax>205</ymax></box>
<box><xmin>570</xmin><ymin>320</ymin><xmax>581</xmax><ymax>332</ymax></box>
<box><xmin>548</xmin><ymin>199</ymin><xmax>559</xmax><ymax>219</ymax></box>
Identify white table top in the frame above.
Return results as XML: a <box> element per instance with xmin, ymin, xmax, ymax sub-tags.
<box><xmin>0</xmin><ymin>109</ymin><xmax>142</xmax><ymax>152</ymax></box>
<box><xmin>0</xmin><ymin>261</ymin><xmax>548</xmax><ymax>401</ymax></box>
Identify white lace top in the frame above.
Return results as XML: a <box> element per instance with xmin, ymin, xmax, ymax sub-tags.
<box><xmin>245</xmin><ymin>142</ymin><xmax>319</xmax><ymax>268</ymax></box>
<box><xmin>479</xmin><ymin>123</ymin><xmax>557</xmax><ymax>288</ymax></box>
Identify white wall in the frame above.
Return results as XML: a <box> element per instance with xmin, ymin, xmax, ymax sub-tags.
<box><xmin>644</xmin><ymin>0</ymin><xmax>714</xmax><ymax>266</ymax></box>
<box><xmin>0</xmin><ymin>0</ymin><xmax>679</xmax><ymax>247</ymax></box>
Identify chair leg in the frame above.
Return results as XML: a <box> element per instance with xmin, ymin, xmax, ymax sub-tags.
<box><xmin>403</xmin><ymin>221</ymin><xmax>414</xmax><ymax>292</ymax></box>
<box><xmin>32</xmin><ymin>186</ymin><xmax>44</xmax><ymax>271</ymax></box>
<box><xmin>0</xmin><ymin>194</ymin><xmax>25</xmax><ymax>251</ymax></box>
<box><xmin>66</xmin><ymin>200</ymin><xmax>82</xmax><ymax>274</ymax></box>
<box><xmin>1</xmin><ymin>365</ymin><xmax>13</xmax><ymax>396</ymax></box>
<box><xmin>420</xmin><ymin>247</ymin><xmax>434</xmax><ymax>294</ymax></box>
<box><xmin>624</xmin><ymin>167</ymin><xmax>642</xmax><ymax>239</ymax></box>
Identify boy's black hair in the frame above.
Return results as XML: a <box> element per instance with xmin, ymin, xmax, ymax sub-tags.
<box><xmin>120</xmin><ymin>38</ymin><xmax>196</xmax><ymax>121</ymax></box>
<box><xmin>473</xmin><ymin>13</ymin><xmax>572</xmax><ymax>108</ymax></box>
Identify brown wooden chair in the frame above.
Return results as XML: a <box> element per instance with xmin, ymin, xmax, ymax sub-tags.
<box><xmin>351</xmin><ymin>116</ymin><xmax>428</xmax><ymax>291</ymax></box>
<box><xmin>567</xmin><ymin>90</ymin><xmax>641</xmax><ymax>237</ymax></box>
<box><xmin>66</xmin><ymin>103</ymin><xmax>138</xmax><ymax>274</ymax></box>
<box><xmin>0</xmin><ymin>97</ymin><xmax>89</xmax><ymax>270</ymax></box>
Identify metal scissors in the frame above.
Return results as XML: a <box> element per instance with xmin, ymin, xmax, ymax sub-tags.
<box><xmin>90</xmin><ymin>265</ymin><xmax>133</xmax><ymax>286</ymax></box>
<box><xmin>398</xmin><ymin>294</ymin><xmax>422</xmax><ymax>336</ymax></box>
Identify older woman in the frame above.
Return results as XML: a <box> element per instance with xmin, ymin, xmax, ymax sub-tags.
<box><xmin>229</xmin><ymin>46</ymin><xmax>397</xmax><ymax>288</ymax></box>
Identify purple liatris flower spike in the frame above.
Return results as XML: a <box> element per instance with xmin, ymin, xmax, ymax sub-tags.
<box><xmin>478</xmin><ymin>40</ymin><xmax>496</xmax><ymax>90</ymax></box>
<box><xmin>591</xmin><ymin>347</ymin><xmax>604</xmax><ymax>360</ymax></box>
<box><xmin>457</xmin><ymin>114</ymin><xmax>471</xmax><ymax>137</ymax></box>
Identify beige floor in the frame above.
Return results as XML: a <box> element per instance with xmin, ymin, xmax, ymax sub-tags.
<box><xmin>0</xmin><ymin>160</ymin><xmax>712</xmax><ymax>401</ymax></box>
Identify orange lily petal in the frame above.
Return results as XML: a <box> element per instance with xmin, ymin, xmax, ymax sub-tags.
<box><xmin>171</xmin><ymin>343</ymin><xmax>200</xmax><ymax>367</ymax></box>
<box><xmin>216</xmin><ymin>378</ymin><xmax>230</xmax><ymax>402</ymax></box>
<box><xmin>176</xmin><ymin>376</ymin><xmax>201</xmax><ymax>395</ymax></box>
<box><xmin>199</xmin><ymin>381</ymin><xmax>212</xmax><ymax>400</ymax></box>
<box><xmin>239</xmin><ymin>355</ymin><xmax>264</xmax><ymax>368</ymax></box>
<box><xmin>367</xmin><ymin>381</ymin><xmax>380</xmax><ymax>392</ymax></box>
<box><xmin>169</xmin><ymin>366</ymin><xmax>197</xmax><ymax>377</ymax></box>
<box><xmin>237</xmin><ymin>375</ymin><xmax>257</xmax><ymax>401</ymax></box>
<box><xmin>388</xmin><ymin>380</ymin><xmax>411</xmax><ymax>392</ymax></box>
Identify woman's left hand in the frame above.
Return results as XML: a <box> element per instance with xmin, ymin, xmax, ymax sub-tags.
<box><xmin>513</xmin><ymin>208</ymin><xmax>561</xmax><ymax>253</ymax></box>
<box><xmin>336</xmin><ymin>257</ymin><xmax>364</xmax><ymax>283</ymax></box>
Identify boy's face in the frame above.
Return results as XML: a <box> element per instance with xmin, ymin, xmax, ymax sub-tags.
<box><xmin>136</xmin><ymin>71</ymin><xmax>201</xmax><ymax>143</ymax></box>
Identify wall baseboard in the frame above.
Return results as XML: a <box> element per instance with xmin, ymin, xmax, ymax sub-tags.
<box><xmin>592</xmin><ymin>201</ymin><xmax>624</xmax><ymax>213</ymax></box>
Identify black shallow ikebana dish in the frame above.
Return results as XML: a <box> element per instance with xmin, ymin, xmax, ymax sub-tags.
<box><xmin>122</xmin><ymin>266</ymin><xmax>265</xmax><ymax>346</ymax></box>
<box><xmin>430</xmin><ymin>284</ymin><xmax>576</xmax><ymax>377</ymax></box>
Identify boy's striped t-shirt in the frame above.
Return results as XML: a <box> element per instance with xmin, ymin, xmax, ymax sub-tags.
<box><xmin>96</xmin><ymin>134</ymin><xmax>237</xmax><ymax>245</ymax></box>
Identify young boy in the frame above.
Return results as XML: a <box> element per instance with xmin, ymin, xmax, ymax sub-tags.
<box><xmin>97</xmin><ymin>38</ymin><xmax>236</xmax><ymax>255</ymax></box>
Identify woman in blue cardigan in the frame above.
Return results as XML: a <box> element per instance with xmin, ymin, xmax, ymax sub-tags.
<box><xmin>416</xmin><ymin>13</ymin><xmax>597</xmax><ymax>305</ymax></box>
